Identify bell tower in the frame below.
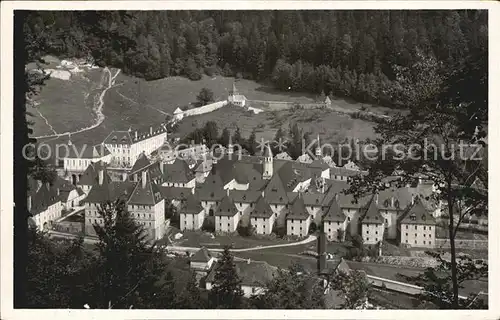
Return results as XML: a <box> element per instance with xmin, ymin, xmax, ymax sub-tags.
<box><xmin>262</xmin><ymin>143</ymin><xmax>273</xmax><ymax>180</ymax></box>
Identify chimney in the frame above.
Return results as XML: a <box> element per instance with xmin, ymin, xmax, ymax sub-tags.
<box><xmin>57</xmin><ymin>188</ymin><xmax>60</xmax><ymax>196</ymax></box>
<box><xmin>317</xmin><ymin>228</ymin><xmax>326</xmax><ymax>274</ymax></box>
<box><xmin>247</xmin><ymin>258</ymin><xmax>251</xmax><ymax>264</ymax></box>
<box><xmin>46</xmin><ymin>182</ymin><xmax>50</xmax><ymax>190</ymax></box>
<box><xmin>150</xmin><ymin>126</ymin><xmax>153</xmax><ymax>135</ymax></box>
<box><xmin>411</xmin><ymin>194</ymin><xmax>415</xmax><ymax>205</ymax></box>
<box><xmin>122</xmin><ymin>172</ymin><xmax>128</xmax><ymax>181</ymax></box>
<box><xmin>374</xmin><ymin>193</ymin><xmax>379</xmax><ymax>204</ymax></box>
<box><xmin>159</xmin><ymin>163</ymin><xmax>164</xmax><ymax>174</ymax></box>
<box><xmin>36</xmin><ymin>180</ymin><xmax>42</xmax><ymax>192</ymax></box>
<box><xmin>135</xmin><ymin>131</ymin><xmax>138</xmax><ymax>140</ymax></box>
<box><xmin>317</xmin><ymin>230</ymin><xmax>326</xmax><ymax>276</ymax></box>
<box><xmin>98</xmin><ymin>169</ymin><xmax>104</xmax><ymax>185</ymax></box>
<box><xmin>335</xmin><ymin>193</ymin><xmax>339</xmax><ymax>202</ymax></box>
<box><xmin>27</xmin><ymin>195</ymin><xmax>32</xmax><ymax>212</ymax></box>
<box><xmin>391</xmin><ymin>196</ymin><xmax>395</xmax><ymax>207</ymax></box>
<box><xmin>142</xmin><ymin>170</ymin><xmax>147</xmax><ymax>189</ymax></box>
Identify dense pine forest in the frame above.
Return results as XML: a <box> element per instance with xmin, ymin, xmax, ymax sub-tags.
<box><xmin>24</xmin><ymin>10</ymin><xmax>487</xmax><ymax>108</ymax></box>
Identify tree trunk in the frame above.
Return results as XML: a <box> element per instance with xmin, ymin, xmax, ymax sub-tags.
<box><xmin>447</xmin><ymin>186</ymin><xmax>459</xmax><ymax>308</ymax></box>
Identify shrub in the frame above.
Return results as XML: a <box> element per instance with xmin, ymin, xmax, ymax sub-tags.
<box><xmin>272</xmin><ymin>221</ymin><xmax>286</xmax><ymax>238</ymax></box>
<box><xmin>309</xmin><ymin>222</ymin><xmax>317</xmax><ymax>234</ymax></box>
<box><xmin>204</xmin><ymin>65</ymin><xmax>217</xmax><ymax>77</ymax></box>
<box><xmin>201</xmin><ymin>216</ymin><xmax>215</xmax><ymax>233</ymax></box>
<box><xmin>237</xmin><ymin>221</ymin><xmax>255</xmax><ymax>237</ymax></box>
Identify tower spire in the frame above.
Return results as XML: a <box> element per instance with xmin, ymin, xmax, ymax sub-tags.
<box><xmin>315</xmin><ymin>134</ymin><xmax>322</xmax><ymax>157</ymax></box>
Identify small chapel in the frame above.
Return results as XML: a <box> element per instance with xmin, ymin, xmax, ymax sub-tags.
<box><xmin>228</xmin><ymin>82</ymin><xmax>247</xmax><ymax>107</ymax></box>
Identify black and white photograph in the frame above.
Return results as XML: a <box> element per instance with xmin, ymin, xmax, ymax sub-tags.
<box><xmin>0</xmin><ymin>1</ymin><xmax>497</xmax><ymax>317</ymax></box>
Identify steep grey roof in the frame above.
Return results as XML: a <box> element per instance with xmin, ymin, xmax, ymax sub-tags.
<box><xmin>191</xmin><ymin>247</ymin><xmax>213</xmax><ymax>262</ymax></box>
<box><xmin>103</xmin><ymin>125</ymin><xmax>167</xmax><ymax>145</ymax></box>
<box><xmin>302</xmin><ymin>192</ymin><xmax>324</xmax><ymax>207</ymax></box>
<box><xmin>29</xmin><ymin>181</ymin><xmax>60</xmax><ymax>215</ymax></box>
<box><xmin>399</xmin><ymin>198</ymin><xmax>436</xmax><ymax>226</ymax></box>
<box><xmin>287</xmin><ymin>195</ymin><xmax>310</xmax><ymax>220</ymax></box>
<box><xmin>309</xmin><ymin>159</ymin><xmax>329</xmax><ymax>171</ymax></box>
<box><xmin>321</xmin><ymin>180</ymin><xmax>350</xmax><ymax>207</ymax></box>
<box><xmin>128</xmin><ymin>173</ymin><xmax>163</xmax><ymax>206</ymax></box>
<box><xmin>130</xmin><ymin>152</ymin><xmax>151</xmax><ymax>174</ymax></box>
<box><xmin>377</xmin><ymin>187</ymin><xmax>413</xmax><ymax>211</ymax></box>
<box><xmin>229</xmin><ymin>190</ymin><xmax>262</xmax><ymax>203</ymax></box>
<box><xmin>206</xmin><ymin>260</ymin><xmax>277</xmax><ymax>287</ymax></box>
<box><xmin>163</xmin><ymin>159</ymin><xmax>194</xmax><ymax>183</ymax></box>
<box><xmin>195</xmin><ymin>174</ymin><xmax>227</xmax><ymax>201</ymax></box>
<box><xmin>180</xmin><ymin>193</ymin><xmax>203</xmax><ymax>214</ymax></box>
<box><xmin>103</xmin><ymin>130</ymin><xmax>133</xmax><ymax>145</ymax></box>
<box><xmin>264</xmin><ymin>175</ymin><xmax>289</xmax><ymax>204</ymax></box>
<box><xmin>323</xmin><ymin>199</ymin><xmax>346</xmax><ymax>222</ymax></box>
<box><xmin>159</xmin><ymin>186</ymin><xmax>191</xmax><ymax>201</ymax></box>
<box><xmin>276</xmin><ymin>162</ymin><xmax>312</xmax><ymax>192</ymax></box>
<box><xmin>78</xmin><ymin>161</ymin><xmax>108</xmax><ymax>186</ymax></box>
<box><xmin>337</xmin><ymin>193</ymin><xmax>371</xmax><ymax>209</ymax></box>
<box><xmin>83</xmin><ymin>176</ymin><xmax>136</xmax><ymax>205</ymax></box>
<box><xmin>250</xmin><ymin>196</ymin><xmax>274</xmax><ymax>219</ymax></box>
<box><xmin>215</xmin><ymin>196</ymin><xmax>237</xmax><ymax>217</ymax></box>
<box><xmin>361</xmin><ymin>196</ymin><xmax>384</xmax><ymax>224</ymax></box>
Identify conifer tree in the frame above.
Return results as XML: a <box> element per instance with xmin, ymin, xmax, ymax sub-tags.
<box><xmin>176</xmin><ymin>272</ymin><xmax>206</xmax><ymax>309</ymax></box>
<box><xmin>89</xmin><ymin>199</ymin><xmax>172</xmax><ymax>309</ymax></box>
<box><xmin>209</xmin><ymin>246</ymin><xmax>244</xmax><ymax>308</ymax></box>
<box><xmin>246</xmin><ymin>129</ymin><xmax>257</xmax><ymax>155</ymax></box>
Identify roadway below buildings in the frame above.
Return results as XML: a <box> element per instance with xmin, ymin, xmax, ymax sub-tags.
<box><xmin>165</xmin><ymin>234</ymin><xmax>317</xmax><ymax>253</ymax></box>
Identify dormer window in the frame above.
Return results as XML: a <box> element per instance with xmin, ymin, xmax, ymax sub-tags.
<box><xmin>395</xmin><ymin>200</ymin><xmax>400</xmax><ymax>208</ymax></box>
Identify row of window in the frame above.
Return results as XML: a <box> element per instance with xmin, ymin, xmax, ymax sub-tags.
<box><xmin>366</xmin><ymin>237</ymin><xmax>379</xmax><ymax>242</ymax></box>
<box><xmin>68</xmin><ymin>159</ymin><xmax>90</xmax><ymax>167</ymax></box>
<box><xmin>405</xmin><ymin>233</ymin><xmax>433</xmax><ymax>238</ymax></box>
<box><xmin>405</xmin><ymin>240</ymin><xmax>433</xmax><ymax>245</ymax></box>
<box><xmin>129</xmin><ymin>205</ymin><xmax>152</xmax><ymax>210</ymax></box>
<box><xmin>325</xmin><ymin>222</ymin><xmax>342</xmax><ymax>227</ymax></box>
<box><xmin>405</xmin><ymin>225</ymin><xmax>433</xmax><ymax>231</ymax></box>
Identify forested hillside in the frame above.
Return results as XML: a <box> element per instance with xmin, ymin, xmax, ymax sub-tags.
<box><xmin>24</xmin><ymin>10</ymin><xmax>487</xmax><ymax>108</ymax></box>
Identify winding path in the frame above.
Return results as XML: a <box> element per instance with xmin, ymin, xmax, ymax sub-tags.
<box><xmin>166</xmin><ymin>234</ymin><xmax>317</xmax><ymax>253</ymax></box>
<box><xmin>33</xmin><ymin>67</ymin><xmax>121</xmax><ymax>139</ymax></box>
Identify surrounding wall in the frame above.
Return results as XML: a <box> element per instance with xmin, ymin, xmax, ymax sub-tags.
<box><xmin>180</xmin><ymin>100</ymin><xmax>228</xmax><ymax>118</ymax></box>
<box><xmin>435</xmin><ymin>238</ymin><xmax>488</xmax><ymax>250</ymax></box>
